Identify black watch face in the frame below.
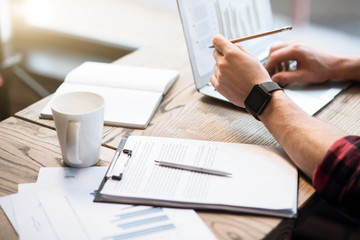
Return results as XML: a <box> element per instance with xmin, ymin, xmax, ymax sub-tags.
<box><xmin>245</xmin><ymin>85</ymin><xmax>270</xmax><ymax>115</ymax></box>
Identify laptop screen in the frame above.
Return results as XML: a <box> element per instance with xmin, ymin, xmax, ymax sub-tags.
<box><xmin>177</xmin><ymin>0</ymin><xmax>275</xmax><ymax>89</ymax></box>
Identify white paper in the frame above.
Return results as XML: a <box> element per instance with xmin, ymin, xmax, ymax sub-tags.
<box><xmin>0</xmin><ymin>194</ymin><xmax>18</xmax><ymax>233</ymax></box>
<box><xmin>12</xmin><ymin>184</ymin><xmax>58</xmax><ymax>240</ymax></box>
<box><xmin>36</xmin><ymin>166</ymin><xmax>108</xmax><ymax>187</ymax></box>
<box><xmin>36</xmin><ymin>189</ymin><xmax>89</xmax><ymax>240</ymax></box>
<box><xmin>65</xmin><ymin>62</ymin><xmax>179</xmax><ymax>93</ymax></box>
<box><xmin>101</xmin><ymin>136</ymin><xmax>298</xmax><ymax>217</ymax></box>
<box><xmin>40</xmin><ymin>83</ymin><xmax>163</xmax><ymax>128</ymax></box>
<box><xmin>36</xmin><ymin>167</ymin><xmax>216</xmax><ymax>240</ymax></box>
<box><xmin>284</xmin><ymin>81</ymin><xmax>349</xmax><ymax>115</ymax></box>
<box><xmin>10</xmin><ymin>167</ymin><xmax>108</xmax><ymax>240</ymax></box>
<box><xmin>42</xmin><ymin>186</ymin><xmax>216</xmax><ymax>240</ymax></box>
<box><xmin>35</xmin><ymin>167</ymin><xmax>108</xmax><ymax>240</ymax></box>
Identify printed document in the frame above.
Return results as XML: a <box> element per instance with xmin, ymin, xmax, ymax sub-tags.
<box><xmin>98</xmin><ymin>136</ymin><xmax>298</xmax><ymax>218</ymax></box>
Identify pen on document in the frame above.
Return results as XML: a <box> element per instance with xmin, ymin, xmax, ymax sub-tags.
<box><xmin>154</xmin><ymin>160</ymin><xmax>232</xmax><ymax>177</ymax></box>
<box><xmin>209</xmin><ymin>26</ymin><xmax>293</xmax><ymax>48</ymax></box>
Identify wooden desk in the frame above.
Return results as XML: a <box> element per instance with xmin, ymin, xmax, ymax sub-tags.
<box><xmin>2</xmin><ymin>35</ymin><xmax>360</xmax><ymax>240</ymax></box>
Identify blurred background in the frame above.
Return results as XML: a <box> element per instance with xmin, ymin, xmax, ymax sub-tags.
<box><xmin>1</xmin><ymin>0</ymin><xmax>360</xmax><ymax>239</ymax></box>
<box><xmin>0</xmin><ymin>0</ymin><xmax>360</xmax><ymax>120</ymax></box>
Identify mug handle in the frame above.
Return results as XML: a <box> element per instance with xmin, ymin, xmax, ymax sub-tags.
<box><xmin>66</xmin><ymin>121</ymin><xmax>82</xmax><ymax>165</ymax></box>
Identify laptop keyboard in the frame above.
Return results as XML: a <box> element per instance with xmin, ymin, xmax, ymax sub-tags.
<box><xmin>261</xmin><ymin>58</ymin><xmax>297</xmax><ymax>71</ymax></box>
<box><xmin>260</xmin><ymin>58</ymin><xmax>267</xmax><ymax>66</ymax></box>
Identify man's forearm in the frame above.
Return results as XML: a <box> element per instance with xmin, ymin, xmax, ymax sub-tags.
<box><xmin>259</xmin><ymin>91</ymin><xmax>346</xmax><ymax>179</ymax></box>
<box><xmin>331</xmin><ymin>55</ymin><xmax>360</xmax><ymax>81</ymax></box>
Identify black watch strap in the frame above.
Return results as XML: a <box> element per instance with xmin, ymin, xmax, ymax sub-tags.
<box><xmin>258</xmin><ymin>82</ymin><xmax>283</xmax><ymax>93</ymax></box>
<box><xmin>244</xmin><ymin>82</ymin><xmax>283</xmax><ymax>120</ymax></box>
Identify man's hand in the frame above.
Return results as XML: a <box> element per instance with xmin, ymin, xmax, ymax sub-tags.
<box><xmin>210</xmin><ymin>34</ymin><xmax>271</xmax><ymax>108</ymax></box>
<box><xmin>265</xmin><ymin>41</ymin><xmax>339</xmax><ymax>85</ymax></box>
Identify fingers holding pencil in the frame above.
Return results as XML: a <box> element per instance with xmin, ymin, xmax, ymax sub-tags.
<box><xmin>209</xmin><ymin>26</ymin><xmax>293</xmax><ymax>48</ymax></box>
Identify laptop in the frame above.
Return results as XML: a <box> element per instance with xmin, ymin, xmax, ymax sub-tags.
<box><xmin>176</xmin><ymin>0</ymin><xmax>348</xmax><ymax>115</ymax></box>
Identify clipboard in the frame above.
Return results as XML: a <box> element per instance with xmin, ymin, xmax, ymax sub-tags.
<box><xmin>94</xmin><ymin>138</ymin><xmax>132</xmax><ymax>202</ymax></box>
<box><xmin>93</xmin><ymin>135</ymin><xmax>298</xmax><ymax>218</ymax></box>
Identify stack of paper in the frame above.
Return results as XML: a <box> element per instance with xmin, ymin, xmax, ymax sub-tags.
<box><xmin>0</xmin><ymin>167</ymin><xmax>216</xmax><ymax>240</ymax></box>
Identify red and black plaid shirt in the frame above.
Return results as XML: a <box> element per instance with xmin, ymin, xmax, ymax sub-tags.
<box><xmin>313</xmin><ymin>135</ymin><xmax>360</xmax><ymax>220</ymax></box>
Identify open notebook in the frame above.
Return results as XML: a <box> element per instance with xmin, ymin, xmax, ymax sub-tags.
<box><xmin>177</xmin><ymin>0</ymin><xmax>348</xmax><ymax>115</ymax></box>
<box><xmin>40</xmin><ymin>62</ymin><xmax>179</xmax><ymax>129</ymax></box>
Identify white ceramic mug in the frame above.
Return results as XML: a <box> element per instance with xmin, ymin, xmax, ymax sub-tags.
<box><xmin>51</xmin><ymin>92</ymin><xmax>105</xmax><ymax>167</ymax></box>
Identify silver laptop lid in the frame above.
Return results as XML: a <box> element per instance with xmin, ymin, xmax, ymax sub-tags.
<box><xmin>177</xmin><ymin>0</ymin><xmax>275</xmax><ymax>90</ymax></box>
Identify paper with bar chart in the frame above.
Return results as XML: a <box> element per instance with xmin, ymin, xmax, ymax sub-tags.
<box><xmin>1</xmin><ymin>167</ymin><xmax>216</xmax><ymax>240</ymax></box>
<box><xmin>35</xmin><ymin>168</ymin><xmax>216</xmax><ymax>240</ymax></box>
<box><xmin>78</xmin><ymin>205</ymin><xmax>214</xmax><ymax>240</ymax></box>
<box><xmin>67</xmin><ymin>192</ymin><xmax>215</xmax><ymax>240</ymax></box>
<box><xmin>180</xmin><ymin>0</ymin><xmax>273</xmax><ymax>77</ymax></box>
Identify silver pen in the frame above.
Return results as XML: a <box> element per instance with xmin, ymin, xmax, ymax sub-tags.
<box><xmin>154</xmin><ymin>160</ymin><xmax>232</xmax><ymax>177</ymax></box>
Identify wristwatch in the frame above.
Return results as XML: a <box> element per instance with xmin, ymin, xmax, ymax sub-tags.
<box><xmin>244</xmin><ymin>82</ymin><xmax>283</xmax><ymax>120</ymax></box>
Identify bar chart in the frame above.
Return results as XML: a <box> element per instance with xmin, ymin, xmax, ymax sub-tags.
<box><xmin>181</xmin><ymin>0</ymin><xmax>273</xmax><ymax>77</ymax></box>
<box><xmin>103</xmin><ymin>206</ymin><xmax>175</xmax><ymax>240</ymax></box>
<box><xmin>214</xmin><ymin>0</ymin><xmax>269</xmax><ymax>40</ymax></box>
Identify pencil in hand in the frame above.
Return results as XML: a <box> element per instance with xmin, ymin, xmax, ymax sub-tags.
<box><xmin>209</xmin><ymin>26</ymin><xmax>293</xmax><ymax>48</ymax></box>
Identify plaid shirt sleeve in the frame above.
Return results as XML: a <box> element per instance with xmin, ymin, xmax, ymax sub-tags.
<box><xmin>313</xmin><ymin>135</ymin><xmax>360</xmax><ymax>219</ymax></box>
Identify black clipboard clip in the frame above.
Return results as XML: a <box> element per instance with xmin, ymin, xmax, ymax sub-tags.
<box><xmin>94</xmin><ymin>138</ymin><xmax>131</xmax><ymax>202</ymax></box>
<box><xmin>106</xmin><ymin>148</ymin><xmax>132</xmax><ymax>181</ymax></box>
